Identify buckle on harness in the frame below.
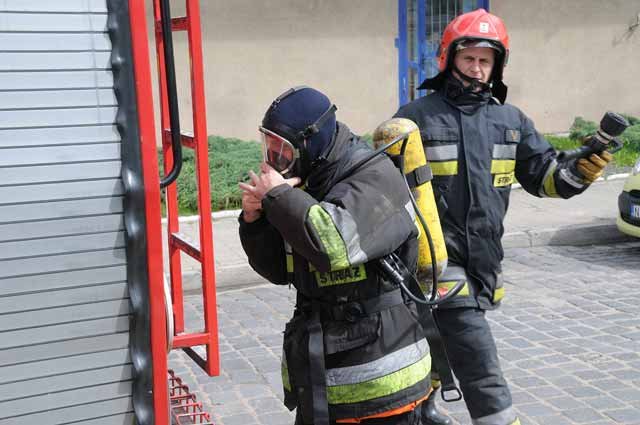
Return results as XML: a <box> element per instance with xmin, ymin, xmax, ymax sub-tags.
<box><xmin>343</xmin><ymin>302</ymin><xmax>364</xmax><ymax>322</ymax></box>
<box><xmin>441</xmin><ymin>386</ymin><xmax>463</xmax><ymax>402</ymax></box>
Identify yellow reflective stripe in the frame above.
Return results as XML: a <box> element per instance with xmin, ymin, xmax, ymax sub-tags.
<box><xmin>490</xmin><ymin>159</ymin><xmax>515</xmax><ymax>174</ymax></box>
<box><xmin>307</xmin><ymin>205</ymin><xmax>350</xmax><ymax>270</ymax></box>
<box><xmin>281</xmin><ymin>355</ymin><xmax>291</xmax><ymax>392</ymax></box>
<box><xmin>431</xmin><ymin>379</ymin><xmax>441</xmax><ymax>389</ymax></box>
<box><xmin>494</xmin><ymin>172</ymin><xmax>515</xmax><ymax>187</ymax></box>
<box><xmin>430</xmin><ymin>161</ymin><xmax>458</xmax><ymax>176</ymax></box>
<box><xmin>315</xmin><ymin>265</ymin><xmax>367</xmax><ymax>287</ymax></box>
<box><xmin>286</xmin><ymin>254</ymin><xmax>294</xmax><ymax>273</ymax></box>
<box><xmin>510</xmin><ymin>419</ymin><xmax>521</xmax><ymax>425</ymax></box>
<box><xmin>327</xmin><ymin>353</ymin><xmax>431</xmax><ymax>405</ymax></box>
<box><xmin>440</xmin><ymin>280</ymin><xmax>469</xmax><ymax>296</ymax></box>
<box><xmin>542</xmin><ymin>164</ymin><xmax>559</xmax><ymax>198</ymax></box>
<box><xmin>493</xmin><ymin>287</ymin><xmax>505</xmax><ymax>303</ymax></box>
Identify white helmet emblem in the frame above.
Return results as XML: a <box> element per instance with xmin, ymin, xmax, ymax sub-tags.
<box><xmin>479</xmin><ymin>22</ymin><xmax>489</xmax><ymax>33</ymax></box>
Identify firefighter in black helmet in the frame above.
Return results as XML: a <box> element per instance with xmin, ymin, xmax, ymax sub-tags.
<box><xmin>239</xmin><ymin>86</ymin><xmax>432</xmax><ymax>424</ymax></box>
<box><xmin>394</xmin><ymin>9</ymin><xmax>612</xmax><ymax>425</ymax></box>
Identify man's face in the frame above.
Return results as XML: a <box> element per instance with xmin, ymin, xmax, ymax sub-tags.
<box><xmin>453</xmin><ymin>46</ymin><xmax>495</xmax><ymax>86</ymax></box>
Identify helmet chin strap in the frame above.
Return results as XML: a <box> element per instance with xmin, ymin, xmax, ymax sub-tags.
<box><xmin>452</xmin><ymin>66</ymin><xmax>492</xmax><ymax>92</ymax></box>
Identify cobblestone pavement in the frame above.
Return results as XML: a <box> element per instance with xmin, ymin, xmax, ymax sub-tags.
<box><xmin>169</xmin><ymin>241</ymin><xmax>640</xmax><ymax>425</ymax></box>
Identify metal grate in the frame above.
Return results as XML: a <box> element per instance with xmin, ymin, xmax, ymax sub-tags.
<box><xmin>398</xmin><ymin>0</ymin><xmax>490</xmax><ymax>105</ymax></box>
<box><xmin>168</xmin><ymin>370</ymin><xmax>215</xmax><ymax>425</ymax></box>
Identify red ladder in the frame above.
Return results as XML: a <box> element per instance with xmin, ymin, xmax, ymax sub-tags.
<box><xmin>153</xmin><ymin>0</ymin><xmax>220</xmax><ymax>377</ymax></box>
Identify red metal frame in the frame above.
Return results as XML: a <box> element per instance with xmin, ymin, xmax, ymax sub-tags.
<box><xmin>153</xmin><ymin>0</ymin><xmax>220</xmax><ymax>377</ymax></box>
<box><xmin>169</xmin><ymin>370</ymin><xmax>215</xmax><ymax>424</ymax></box>
<box><xmin>128</xmin><ymin>0</ymin><xmax>170</xmax><ymax>424</ymax></box>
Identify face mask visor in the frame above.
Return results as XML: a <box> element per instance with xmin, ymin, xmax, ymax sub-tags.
<box><xmin>259</xmin><ymin>126</ymin><xmax>299</xmax><ymax>174</ymax></box>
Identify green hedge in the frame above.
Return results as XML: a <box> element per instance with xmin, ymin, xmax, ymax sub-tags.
<box><xmin>158</xmin><ymin>136</ymin><xmax>262</xmax><ymax>215</ymax></box>
<box><xmin>161</xmin><ymin>115</ymin><xmax>640</xmax><ymax>214</ymax></box>
<box><xmin>563</xmin><ymin>115</ymin><xmax>640</xmax><ymax>168</ymax></box>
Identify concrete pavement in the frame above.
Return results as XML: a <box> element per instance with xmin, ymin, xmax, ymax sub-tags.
<box><xmin>164</xmin><ymin>176</ymin><xmax>636</xmax><ymax>293</ymax></box>
<box><xmin>163</xmin><ymin>174</ymin><xmax>640</xmax><ymax>424</ymax></box>
<box><xmin>169</xmin><ymin>240</ymin><xmax>640</xmax><ymax>425</ymax></box>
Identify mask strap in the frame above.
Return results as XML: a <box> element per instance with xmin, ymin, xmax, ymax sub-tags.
<box><xmin>299</xmin><ymin>104</ymin><xmax>337</xmax><ymax>141</ymax></box>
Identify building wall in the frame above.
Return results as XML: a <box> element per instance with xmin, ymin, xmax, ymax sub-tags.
<box><xmin>161</xmin><ymin>0</ymin><xmax>640</xmax><ymax>140</ymax></box>
<box><xmin>492</xmin><ymin>0</ymin><xmax>640</xmax><ymax>133</ymax></box>
<box><xmin>154</xmin><ymin>0</ymin><xmax>398</xmax><ymax>141</ymax></box>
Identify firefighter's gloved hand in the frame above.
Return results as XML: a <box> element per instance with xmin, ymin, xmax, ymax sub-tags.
<box><xmin>576</xmin><ymin>151</ymin><xmax>612</xmax><ymax>183</ymax></box>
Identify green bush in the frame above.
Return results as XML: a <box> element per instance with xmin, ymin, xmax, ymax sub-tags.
<box><xmin>620</xmin><ymin>124</ymin><xmax>640</xmax><ymax>152</ymax></box>
<box><xmin>544</xmin><ymin>134</ymin><xmax>580</xmax><ymax>151</ymax></box>
<box><xmin>549</xmin><ymin>114</ymin><xmax>640</xmax><ymax>169</ymax></box>
<box><xmin>622</xmin><ymin>114</ymin><xmax>640</xmax><ymax>126</ymax></box>
<box><xmin>159</xmin><ymin>135</ymin><xmax>262</xmax><ymax>215</ymax></box>
<box><xmin>569</xmin><ymin>116</ymin><xmax>598</xmax><ymax>140</ymax></box>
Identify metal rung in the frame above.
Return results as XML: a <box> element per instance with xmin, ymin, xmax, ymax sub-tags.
<box><xmin>163</xmin><ymin>129</ymin><xmax>197</xmax><ymax>149</ymax></box>
<box><xmin>180</xmin><ymin>131</ymin><xmax>196</xmax><ymax>149</ymax></box>
<box><xmin>173</xmin><ymin>333</ymin><xmax>209</xmax><ymax>349</ymax></box>
<box><xmin>169</xmin><ymin>370</ymin><xmax>215</xmax><ymax>424</ymax></box>
<box><xmin>171</xmin><ymin>232</ymin><xmax>201</xmax><ymax>261</ymax></box>
<box><xmin>171</xmin><ymin>16</ymin><xmax>188</xmax><ymax>31</ymax></box>
<box><xmin>171</xmin><ymin>392</ymin><xmax>194</xmax><ymax>400</ymax></box>
<box><xmin>154</xmin><ymin>16</ymin><xmax>188</xmax><ymax>33</ymax></box>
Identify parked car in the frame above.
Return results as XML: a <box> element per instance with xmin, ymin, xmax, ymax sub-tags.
<box><xmin>617</xmin><ymin>156</ymin><xmax>640</xmax><ymax>237</ymax></box>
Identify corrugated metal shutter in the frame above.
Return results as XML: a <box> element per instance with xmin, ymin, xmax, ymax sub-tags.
<box><xmin>0</xmin><ymin>1</ymin><xmax>134</xmax><ymax>423</ymax></box>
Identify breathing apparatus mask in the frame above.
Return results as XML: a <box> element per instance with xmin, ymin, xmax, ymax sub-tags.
<box><xmin>259</xmin><ymin>86</ymin><xmax>337</xmax><ymax>181</ymax></box>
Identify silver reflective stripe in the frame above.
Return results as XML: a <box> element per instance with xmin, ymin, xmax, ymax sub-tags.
<box><xmin>325</xmin><ymin>339</ymin><xmax>429</xmax><ymax>386</ymax></box>
<box><xmin>425</xmin><ymin>144</ymin><xmax>458</xmax><ymax>161</ymax></box>
<box><xmin>472</xmin><ymin>406</ymin><xmax>517</xmax><ymax>425</ymax></box>
<box><xmin>404</xmin><ymin>200</ymin><xmax>416</xmax><ymax>222</ymax></box>
<box><xmin>283</xmin><ymin>241</ymin><xmax>293</xmax><ymax>254</ymax></box>
<box><xmin>492</xmin><ymin>144</ymin><xmax>517</xmax><ymax>160</ymax></box>
<box><xmin>559</xmin><ymin>167</ymin><xmax>586</xmax><ymax>189</ymax></box>
<box><xmin>440</xmin><ymin>265</ymin><xmax>467</xmax><ymax>281</ymax></box>
<box><xmin>320</xmin><ymin>202</ymin><xmax>368</xmax><ymax>265</ymax></box>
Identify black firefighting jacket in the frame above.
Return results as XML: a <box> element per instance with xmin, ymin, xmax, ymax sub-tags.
<box><xmin>395</xmin><ymin>89</ymin><xmax>588</xmax><ymax>310</ymax></box>
<box><xmin>239</xmin><ymin>122</ymin><xmax>430</xmax><ymax>422</ymax></box>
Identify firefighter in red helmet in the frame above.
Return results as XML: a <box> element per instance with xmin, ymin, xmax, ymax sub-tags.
<box><xmin>394</xmin><ymin>9</ymin><xmax>612</xmax><ymax>425</ymax></box>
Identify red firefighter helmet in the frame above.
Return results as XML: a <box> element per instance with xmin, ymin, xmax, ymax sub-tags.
<box><xmin>437</xmin><ymin>8</ymin><xmax>510</xmax><ymax>77</ymax></box>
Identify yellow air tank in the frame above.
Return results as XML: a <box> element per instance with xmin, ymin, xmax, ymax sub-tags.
<box><xmin>373</xmin><ymin>118</ymin><xmax>447</xmax><ymax>286</ymax></box>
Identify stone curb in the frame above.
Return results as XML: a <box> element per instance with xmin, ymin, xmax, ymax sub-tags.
<box><xmin>502</xmin><ymin>221</ymin><xmax>635</xmax><ymax>249</ymax></box>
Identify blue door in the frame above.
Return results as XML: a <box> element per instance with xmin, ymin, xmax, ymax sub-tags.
<box><xmin>396</xmin><ymin>0</ymin><xmax>490</xmax><ymax>106</ymax></box>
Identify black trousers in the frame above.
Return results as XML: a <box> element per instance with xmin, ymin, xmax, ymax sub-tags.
<box><xmin>431</xmin><ymin>307</ymin><xmax>512</xmax><ymax>420</ymax></box>
<box><xmin>294</xmin><ymin>409</ymin><xmax>422</xmax><ymax>425</ymax></box>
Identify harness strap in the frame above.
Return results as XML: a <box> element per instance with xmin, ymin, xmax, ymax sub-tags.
<box><xmin>405</xmin><ymin>164</ymin><xmax>433</xmax><ymax>189</ymax></box>
<box><xmin>419</xmin><ymin>307</ymin><xmax>461</xmax><ymax>402</ymax></box>
<box><xmin>396</xmin><ymin>259</ymin><xmax>462</xmax><ymax>402</ymax></box>
<box><xmin>329</xmin><ymin>289</ymin><xmax>405</xmax><ymax>322</ymax></box>
<box><xmin>387</xmin><ymin>155</ymin><xmax>433</xmax><ymax>189</ymax></box>
<box><xmin>307</xmin><ymin>307</ymin><xmax>330</xmax><ymax>425</ymax></box>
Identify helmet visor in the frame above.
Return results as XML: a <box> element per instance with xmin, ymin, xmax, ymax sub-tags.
<box><xmin>259</xmin><ymin>127</ymin><xmax>298</xmax><ymax>174</ymax></box>
<box><xmin>456</xmin><ymin>39</ymin><xmax>502</xmax><ymax>52</ymax></box>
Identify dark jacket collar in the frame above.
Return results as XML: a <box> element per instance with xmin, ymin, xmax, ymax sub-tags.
<box><xmin>305</xmin><ymin>122</ymin><xmax>371</xmax><ymax>200</ymax></box>
<box><xmin>418</xmin><ymin>71</ymin><xmax>508</xmax><ymax>104</ymax></box>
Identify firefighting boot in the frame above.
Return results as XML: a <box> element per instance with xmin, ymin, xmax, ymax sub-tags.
<box><xmin>421</xmin><ymin>390</ymin><xmax>453</xmax><ymax>425</ymax></box>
